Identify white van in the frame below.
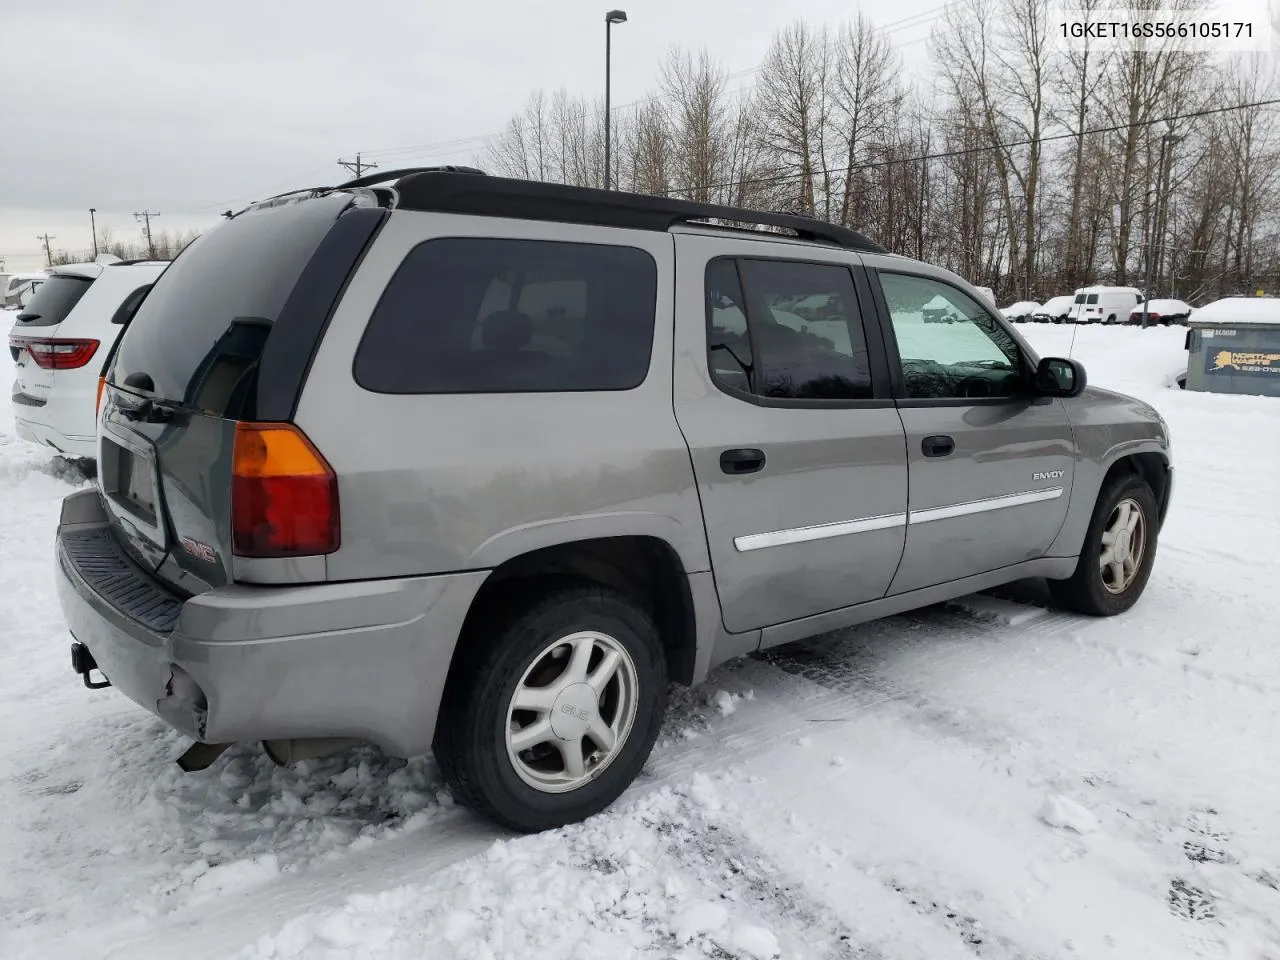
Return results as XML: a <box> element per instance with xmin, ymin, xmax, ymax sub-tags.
<box><xmin>1068</xmin><ymin>285</ymin><xmax>1144</xmax><ymax>324</ymax></box>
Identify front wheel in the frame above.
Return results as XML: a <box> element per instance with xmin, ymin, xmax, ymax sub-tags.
<box><xmin>1049</xmin><ymin>474</ymin><xmax>1159</xmax><ymax>616</ymax></box>
<box><xmin>434</xmin><ymin>584</ymin><xmax>667</xmax><ymax>832</ymax></box>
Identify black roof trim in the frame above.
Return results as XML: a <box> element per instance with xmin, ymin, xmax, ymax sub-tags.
<box><xmin>105</xmin><ymin>258</ymin><xmax>168</xmax><ymax>267</ymax></box>
<box><xmin>335</xmin><ymin>165</ymin><xmax>488</xmax><ymax>190</ymax></box>
<box><xmin>392</xmin><ymin>173</ymin><xmax>889</xmax><ymax>254</ymax></box>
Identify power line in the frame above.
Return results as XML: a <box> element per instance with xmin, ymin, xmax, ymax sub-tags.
<box><xmin>656</xmin><ymin>96</ymin><xmax>1280</xmax><ymax>199</ymax></box>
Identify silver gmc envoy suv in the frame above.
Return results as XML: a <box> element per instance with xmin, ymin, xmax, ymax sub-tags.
<box><xmin>55</xmin><ymin>168</ymin><xmax>1171</xmax><ymax>832</ymax></box>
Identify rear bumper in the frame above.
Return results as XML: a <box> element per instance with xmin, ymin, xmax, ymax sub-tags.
<box><xmin>55</xmin><ymin>488</ymin><xmax>489</xmax><ymax>756</ymax></box>
<box><xmin>12</xmin><ymin>381</ymin><xmax>97</xmax><ymax>458</ymax></box>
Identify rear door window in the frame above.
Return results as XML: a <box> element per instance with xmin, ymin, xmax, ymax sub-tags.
<box><xmin>12</xmin><ymin>275</ymin><xmax>93</xmax><ymax>328</ymax></box>
<box><xmin>110</xmin><ymin>194</ymin><xmax>351</xmax><ymax>414</ymax></box>
<box><xmin>355</xmin><ymin>238</ymin><xmax>658</xmax><ymax>393</ymax></box>
<box><xmin>706</xmin><ymin>258</ymin><xmax>874</xmax><ymax>401</ymax></box>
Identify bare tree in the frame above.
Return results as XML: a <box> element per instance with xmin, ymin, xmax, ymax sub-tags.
<box><xmin>1051</xmin><ymin>0</ymin><xmax>1114</xmax><ymax>288</ymax></box>
<box><xmin>1095</xmin><ymin>0</ymin><xmax>1208</xmax><ymax>284</ymax></box>
<box><xmin>660</xmin><ymin>48</ymin><xmax>735</xmax><ymax>202</ymax></box>
<box><xmin>486</xmin><ymin>91</ymin><xmax>554</xmax><ymax>181</ymax></box>
<box><xmin>830</xmin><ymin>13</ymin><xmax>901</xmax><ymax>228</ymax></box>
<box><xmin>756</xmin><ymin>21</ymin><xmax>833</xmax><ymax>216</ymax></box>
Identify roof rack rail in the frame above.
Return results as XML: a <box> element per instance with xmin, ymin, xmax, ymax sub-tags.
<box><xmin>105</xmin><ymin>258</ymin><xmax>167</xmax><ymax>267</ymax></box>
<box><xmin>335</xmin><ymin>165</ymin><xmax>487</xmax><ymax>190</ymax></box>
<box><xmin>392</xmin><ymin>172</ymin><xmax>887</xmax><ymax>254</ymax></box>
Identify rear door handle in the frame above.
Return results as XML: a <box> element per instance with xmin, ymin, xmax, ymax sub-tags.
<box><xmin>921</xmin><ymin>435</ymin><xmax>954</xmax><ymax>458</ymax></box>
<box><xmin>720</xmin><ymin>448</ymin><xmax>766</xmax><ymax>475</ymax></box>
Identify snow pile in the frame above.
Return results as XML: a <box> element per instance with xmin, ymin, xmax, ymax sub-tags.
<box><xmin>236</xmin><ymin>788</ymin><xmax>784</xmax><ymax>960</ymax></box>
<box><xmin>1190</xmin><ymin>296</ymin><xmax>1280</xmax><ymax>326</ymax></box>
<box><xmin>1039</xmin><ymin>794</ymin><xmax>1100</xmax><ymax>834</ymax></box>
<box><xmin>712</xmin><ymin>689</ymin><xmax>737</xmax><ymax>716</ymax></box>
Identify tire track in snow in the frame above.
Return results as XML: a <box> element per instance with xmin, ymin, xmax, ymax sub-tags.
<box><xmin>643</xmin><ymin>808</ymin><xmax>883</xmax><ymax>959</ymax></box>
<box><xmin>755</xmin><ymin>595</ymin><xmax>1280</xmax><ymax>957</ymax></box>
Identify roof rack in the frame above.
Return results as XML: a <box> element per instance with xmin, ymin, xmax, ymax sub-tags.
<box><xmin>391</xmin><ymin>172</ymin><xmax>888</xmax><ymax>254</ymax></box>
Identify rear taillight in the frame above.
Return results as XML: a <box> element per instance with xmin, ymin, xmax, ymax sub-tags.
<box><xmin>230</xmin><ymin>422</ymin><xmax>339</xmax><ymax>558</ymax></box>
<box><xmin>20</xmin><ymin>338</ymin><xmax>101</xmax><ymax>370</ymax></box>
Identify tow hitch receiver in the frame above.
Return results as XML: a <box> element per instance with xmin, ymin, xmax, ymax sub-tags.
<box><xmin>70</xmin><ymin>642</ymin><xmax>111</xmax><ymax>690</ymax></box>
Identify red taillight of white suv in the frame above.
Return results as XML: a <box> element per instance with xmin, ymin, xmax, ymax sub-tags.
<box><xmin>13</xmin><ymin>337</ymin><xmax>101</xmax><ymax>369</ymax></box>
<box><xmin>230</xmin><ymin>422</ymin><xmax>340</xmax><ymax>558</ymax></box>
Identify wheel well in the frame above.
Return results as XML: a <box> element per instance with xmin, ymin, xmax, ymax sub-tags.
<box><xmin>461</xmin><ymin>537</ymin><xmax>698</xmax><ymax>685</ymax></box>
<box><xmin>1103</xmin><ymin>453</ymin><xmax>1171</xmax><ymax>525</ymax></box>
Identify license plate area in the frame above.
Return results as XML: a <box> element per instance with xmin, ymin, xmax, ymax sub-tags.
<box><xmin>106</xmin><ymin>439</ymin><xmax>158</xmax><ymax>525</ymax></box>
<box><xmin>99</xmin><ymin>429</ymin><xmax>166</xmax><ymax>555</ymax></box>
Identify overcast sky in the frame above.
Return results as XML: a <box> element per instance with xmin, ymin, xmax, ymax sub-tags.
<box><xmin>0</xmin><ymin>0</ymin><xmax>938</xmax><ymax>272</ymax></box>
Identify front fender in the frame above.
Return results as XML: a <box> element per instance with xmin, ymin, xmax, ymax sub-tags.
<box><xmin>1047</xmin><ymin>437</ymin><xmax>1171</xmax><ymax>558</ymax></box>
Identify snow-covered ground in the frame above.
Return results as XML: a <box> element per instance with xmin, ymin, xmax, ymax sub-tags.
<box><xmin>2</xmin><ymin>326</ymin><xmax>1278</xmax><ymax>959</ymax></box>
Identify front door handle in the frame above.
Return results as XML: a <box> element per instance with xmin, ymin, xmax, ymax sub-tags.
<box><xmin>720</xmin><ymin>448</ymin><xmax>766</xmax><ymax>475</ymax></box>
<box><xmin>921</xmin><ymin>435</ymin><xmax>955</xmax><ymax>458</ymax></box>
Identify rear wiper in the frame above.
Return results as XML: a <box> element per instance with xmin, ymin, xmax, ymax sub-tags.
<box><xmin>117</xmin><ymin>395</ymin><xmax>181</xmax><ymax>424</ymax></box>
<box><xmin>112</xmin><ymin>371</ymin><xmax>183</xmax><ymax>423</ymax></box>
<box><xmin>16</xmin><ymin>313</ymin><xmax>39</xmax><ymax>321</ymax></box>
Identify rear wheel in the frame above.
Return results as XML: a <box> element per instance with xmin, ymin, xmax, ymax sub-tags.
<box><xmin>434</xmin><ymin>584</ymin><xmax>667</xmax><ymax>832</ymax></box>
<box><xmin>1049</xmin><ymin>473</ymin><xmax>1159</xmax><ymax>616</ymax></box>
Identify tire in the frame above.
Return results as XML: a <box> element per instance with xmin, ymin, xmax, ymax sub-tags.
<box><xmin>1049</xmin><ymin>473</ymin><xmax>1159</xmax><ymax>616</ymax></box>
<box><xmin>434</xmin><ymin>584</ymin><xmax>667</xmax><ymax>833</ymax></box>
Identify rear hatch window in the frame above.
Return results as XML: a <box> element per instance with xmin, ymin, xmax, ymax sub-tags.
<box><xmin>8</xmin><ymin>274</ymin><xmax>95</xmax><ymax>364</ymax></box>
<box><xmin>11</xmin><ymin>274</ymin><xmax>93</xmax><ymax>329</ymax></box>
<box><xmin>100</xmin><ymin>193</ymin><xmax>365</xmax><ymax>593</ymax></box>
<box><xmin>110</xmin><ymin>195</ymin><xmax>351</xmax><ymax>416</ymax></box>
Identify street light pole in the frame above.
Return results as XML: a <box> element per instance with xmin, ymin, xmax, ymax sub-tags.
<box><xmin>89</xmin><ymin>208</ymin><xmax>98</xmax><ymax>258</ymax></box>
<box><xmin>603</xmin><ymin>9</ymin><xmax>628</xmax><ymax>190</ymax></box>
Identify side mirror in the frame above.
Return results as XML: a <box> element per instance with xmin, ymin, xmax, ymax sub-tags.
<box><xmin>1035</xmin><ymin>356</ymin><xmax>1087</xmax><ymax>397</ymax></box>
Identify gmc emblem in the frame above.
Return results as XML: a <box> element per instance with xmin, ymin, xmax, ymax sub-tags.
<box><xmin>180</xmin><ymin>536</ymin><xmax>216</xmax><ymax>563</ymax></box>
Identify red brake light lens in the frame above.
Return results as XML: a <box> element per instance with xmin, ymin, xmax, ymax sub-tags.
<box><xmin>17</xmin><ymin>338</ymin><xmax>101</xmax><ymax>369</ymax></box>
<box><xmin>230</xmin><ymin>423</ymin><xmax>340</xmax><ymax>558</ymax></box>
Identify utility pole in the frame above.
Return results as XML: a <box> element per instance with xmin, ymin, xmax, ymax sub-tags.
<box><xmin>37</xmin><ymin>234</ymin><xmax>56</xmax><ymax>267</ymax></box>
<box><xmin>338</xmin><ymin>153</ymin><xmax>377</xmax><ymax>179</ymax></box>
<box><xmin>89</xmin><ymin>208</ymin><xmax>98</xmax><ymax>257</ymax></box>
<box><xmin>134</xmin><ymin>210</ymin><xmax>160</xmax><ymax>258</ymax></box>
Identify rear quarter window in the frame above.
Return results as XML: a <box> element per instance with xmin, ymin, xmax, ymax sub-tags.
<box><xmin>354</xmin><ymin>238</ymin><xmax>658</xmax><ymax>393</ymax></box>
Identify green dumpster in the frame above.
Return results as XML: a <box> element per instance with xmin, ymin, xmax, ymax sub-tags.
<box><xmin>1184</xmin><ymin>298</ymin><xmax>1280</xmax><ymax>397</ymax></box>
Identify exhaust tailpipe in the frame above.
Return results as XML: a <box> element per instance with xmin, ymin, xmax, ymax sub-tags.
<box><xmin>261</xmin><ymin>738</ymin><xmax>361</xmax><ymax>766</ymax></box>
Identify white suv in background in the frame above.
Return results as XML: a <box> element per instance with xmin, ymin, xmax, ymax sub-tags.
<box><xmin>9</xmin><ymin>259</ymin><xmax>167</xmax><ymax>460</ymax></box>
<box><xmin>3</xmin><ymin>270</ymin><xmax>48</xmax><ymax>309</ymax></box>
